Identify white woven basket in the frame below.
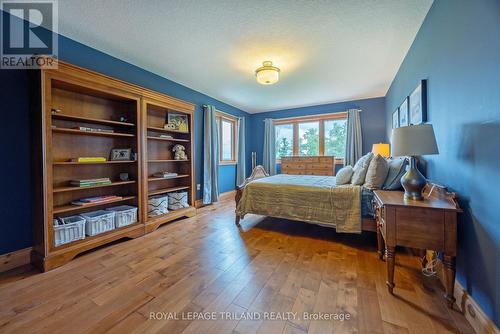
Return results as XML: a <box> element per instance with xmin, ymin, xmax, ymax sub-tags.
<box><xmin>106</xmin><ymin>205</ymin><xmax>137</xmax><ymax>228</ymax></box>
<box><xmin>53</xmin><ymin>216</ymin><xmax>86</xmax><ymax>247</ymax></box>
<box><xmin>80</xmin><ymin>210</ymin><xmax>116</xmax><ymax>236</ymax></box>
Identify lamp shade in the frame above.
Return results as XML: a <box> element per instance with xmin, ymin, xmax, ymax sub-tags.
<box><xmin>372</xmin><ymin>143</ymin><xmax>390</xmax><ymax>157</ymax></box>
<box><xmin>391</xmin><ymin>124</ymin><xmax>439</xmax><ymax>157</ymax></box>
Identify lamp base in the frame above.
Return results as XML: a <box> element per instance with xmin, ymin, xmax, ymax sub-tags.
<box><xmin>401</xmin><ymin>157</ymin><xmax>427</xmax><ymax>201</ymax></box>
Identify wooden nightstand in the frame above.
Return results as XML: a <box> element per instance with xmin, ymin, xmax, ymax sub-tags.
<box><xmin>373</xmin><ymin>183</ymin><xmax>462</xmax><ymax>308</ymax></box>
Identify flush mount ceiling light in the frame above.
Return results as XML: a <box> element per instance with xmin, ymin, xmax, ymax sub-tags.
<box><xmin>255</xmin><ymin>61</ymin><xmax>280</xmax><ymax>85</ymax></box>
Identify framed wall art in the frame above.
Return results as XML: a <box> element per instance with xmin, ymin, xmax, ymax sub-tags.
<box><xmin>409</xmin><ymin>79</ymin><xmax>427</xmax><ymax>125</ymax></box>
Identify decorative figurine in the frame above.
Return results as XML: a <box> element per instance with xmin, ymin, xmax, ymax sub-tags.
<box><xmin>172</xmin><ymin>144</ymin><xmax>187</xmax><ymax>160</ymax></box>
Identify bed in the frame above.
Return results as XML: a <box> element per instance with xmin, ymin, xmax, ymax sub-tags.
<box><xmin>235</xmin><ymin>166</ymin><xmax>377</xmax><ymax>233</ymax></box>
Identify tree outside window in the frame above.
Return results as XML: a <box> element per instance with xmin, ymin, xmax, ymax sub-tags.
<box><xmin>274</xmin><ymin>113</ymin><xmax>347</xmax><ymax>161</ymax></box>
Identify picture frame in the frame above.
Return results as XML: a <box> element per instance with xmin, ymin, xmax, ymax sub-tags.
<box><xmin>398</xmin><ymin>97</ymin><xmax>409</xmax><ymax>127</ymax></box>
<box><xmin>409</xmin><ymin>79</ymin><xmax>427</xmax><ymax>125</ymax></box>
<box><xmin>166</xmin><ymin>113</ymin><xmax>189</xmax><ymax>133</ymax></box>
<box><xmin>110</xmin><ymin>148</ymin><xmax>132</xmax><ymax>161</ymax></box>
<box><xmin>392</xmin><ymin>108</ymin><xmax>399</xmax><ymax>129</ymax></box>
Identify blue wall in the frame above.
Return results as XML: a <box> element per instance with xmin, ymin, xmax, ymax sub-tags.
<box><xmin>385</xmin><ymin>0</ymin><xmax>500</xmax><ymax>325</ymax></box>
<box><xmin>249</xmin><ymin>97</ymin><xmax>386</xmax><ymax>171</ymax></box>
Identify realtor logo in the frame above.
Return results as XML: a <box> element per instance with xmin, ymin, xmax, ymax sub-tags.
<box><xmin>1</xmin><ymin>0</ymin><xmax>58</xmax><ymax>69</ymax></box>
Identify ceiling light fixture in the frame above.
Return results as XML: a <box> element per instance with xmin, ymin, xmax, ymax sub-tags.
<box><xmin>255</xmin><ymin>61</ymin><xmax>280</xmax><ymax>85</ymax></box>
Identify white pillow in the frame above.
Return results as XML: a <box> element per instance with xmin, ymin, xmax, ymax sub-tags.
<box><xmin>336</xmin><ymin>166</ymin><xmax>354</xmax><ymax>185</ymax></box>
<box><xmin>364</xmin><ymin>154</ymin><xmax>390</xmax><ymax>189</ymax></box>
<box><xmin>351</xmin><ymin>152</ymin><xmax>374</xmax><ymax>185</ymax></box>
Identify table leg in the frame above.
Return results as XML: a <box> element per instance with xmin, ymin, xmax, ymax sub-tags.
<box><xmin>386</xmin><ymin>246</ymin><xmax>395</xmax><ymax>294</ymax></box>
<box><xmin>443</xmin><ymin>254</ymin><xmax>456</xmax><ymax>308</ymax></box>
<box><xmin>377</xmin><ymin>224</ymin><xmax>385</xmax><ymax>260</ymax></box>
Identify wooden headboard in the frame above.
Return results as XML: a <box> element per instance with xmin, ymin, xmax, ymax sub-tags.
<box><xmin>280</xmin><ymin>156</ymin><xmax>335</xmax><ymax>176</ymax></box>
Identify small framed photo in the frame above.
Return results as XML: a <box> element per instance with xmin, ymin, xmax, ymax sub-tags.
<box><xmin>409</xmin><ymin>79</ymin><xmax>427</xmax><ymax>125</ymax></box>
<box><xmin>392</xmin><ymin>108</ymin><xmax>399</xmax><ymax>129</ymax></box>
<box><xmin>398</xmin><ymin>97</ymin><xmax>409</xmax><ymax>127</ymax></box>
<box><xmin>110</xmin><ymin>148</ymin><xmax>132</xmax><ymax>161</ymax></box>
<box><xmin>166</xmin><ymin>113</ymin><xmax>189</xmax><ymax>133</ymax></box>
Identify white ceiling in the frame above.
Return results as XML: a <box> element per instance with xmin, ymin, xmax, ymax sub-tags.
<box><xmin>57</xmin><ymin>0</ymin><xmax>433</xmax><ymax>113</ymax></box>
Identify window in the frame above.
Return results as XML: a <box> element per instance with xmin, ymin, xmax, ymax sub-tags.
<box><xmin>216</xmin><ymin>113</ymin><xmax>237</xmax><ymax>164</ymax></box>
<box><xmin>275</xmin><ymin>123</ymin><xmax>294</xmax><ymax>159</ymax></box>
<box><xmin>324</xmin><ymin>119</ymin><xmax>347</xmax><ymax>158</ymax></box>
<box><xmin>298</xmin><ymin>121</ymin><xmax>319</xmax><ymax>156</ymax></box>
<box><xmin>274</xmin><ymin>113</ymin><xmax>347</xmax><ymax>161</ymax></box>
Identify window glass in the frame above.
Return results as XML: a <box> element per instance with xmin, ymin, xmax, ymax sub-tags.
<box><xmin>275</xmin><ymin>123</ymin><xmax>294</xmax><ymax>159</ymax></box>
<box><xmin>221</xmin><ymin>119</ymin><xmax>233</xmax><ymax>160</ymax></box>
<box><xmin>324</xmin><ymin>119</ymin><xmax>347</xmax><ymax>158</ymax></box>
<box><xmin>298</xmin><ymin>121</ymin><xmax>319</xmax><ymax>156</ymax></box>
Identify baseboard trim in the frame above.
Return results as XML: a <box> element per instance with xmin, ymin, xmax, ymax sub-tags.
<box><xmin>0</xmin><ymin>247</ymin><xmax>32</xmax><ymax>273</ymax></box>
<box><xmin>195</xmin><ymin>190</ymin><xmax>236</xmax><ymax>208</ymax></box>
<box><xmin>436</xmin><ymin>260</ymin><xmax>499</xmax><ymax>334</ymax></box>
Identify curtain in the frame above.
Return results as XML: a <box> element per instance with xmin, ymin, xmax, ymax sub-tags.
<box><xmin>345</xmin><ymin>109</ymin><xmax>363</xmax><ymax>166</ymax></box>
<box><xmin>203</xmin><ymin>105</ymin><xmax>219</xmax><ymax>204</ymax></box>
<box><xmin>262</xmin><ymin>118</ymin><xmax>276</xmax><ymax>175</ymax></box>
<box><xmin>236</xmin><ymin>117</ymin><xmax>246</xmax><ymax>185</ymax></box>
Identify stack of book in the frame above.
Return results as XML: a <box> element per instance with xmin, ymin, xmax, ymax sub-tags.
<box><xmin>73</xmin><ymin>126</ymin><xmax>115</xmax><ymax>134</ymax></box>
<box><xmin>71</xmin><ymin>195</ymin><xmax>123</xmax><ymax>206</ymax></box>
<box><xmin>70</xmin><ymin>178</ymin><xmax>112</xmax><ymax>187</ymax></box>
<box><xmin>153</xmin><ymin>172</ymin><xmax>178</xmax><ymax>179</ymax></box>
<box><xmin>70</xmin><ymin>157</ymin><xmax>107</xmax><ymax>163</ymax></box>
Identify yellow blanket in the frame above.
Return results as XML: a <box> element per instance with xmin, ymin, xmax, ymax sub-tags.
<box><xmin>236</xmin><ymin>174</ymin><xmax>361</xmax><ymax>233</ymax></box>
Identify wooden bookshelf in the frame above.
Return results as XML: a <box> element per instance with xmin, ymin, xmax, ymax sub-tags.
<box><xmin>32</xmin><ymin>60</ymin><xmax>196</xmax><ymax>271</ymax></box>
<box><xmin>142</xmin><ymin>98</ymin><xmax>196</xmax><ymax>232</ymax></box>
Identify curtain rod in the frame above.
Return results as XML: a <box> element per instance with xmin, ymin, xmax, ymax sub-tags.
<box><xmin>262</xmin><ymin>109</ymin><xmax>360</xmax><ymax>122</ymax></box>
<box><xmin>203</xmin><ymin>104</ymin><xmax>243</xmax><ymax>119</ymax></box>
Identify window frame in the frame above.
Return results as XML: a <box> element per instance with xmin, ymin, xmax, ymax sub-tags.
<box><xmin>216</xmin><ymin>112</ymin><xmax>238</xmax><ymax>165</ymax></box>
<box><xmin>274</xmin><ymin>112</ymin><xmax>347</xmax><ymax>164</ymax></box>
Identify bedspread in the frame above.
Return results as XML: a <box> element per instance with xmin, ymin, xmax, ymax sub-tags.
<box><xmin>236</xmin><ymin>174</ymin><xmax>362</xmax><ymax>233</ymax></box>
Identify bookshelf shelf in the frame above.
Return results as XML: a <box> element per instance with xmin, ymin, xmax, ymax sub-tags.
<box><xmin>53</xmin><ymin>180</ymin><xmax>136</xmax><ymax>193</ymax></box>
<box><xmin>52</xmin><ymin>127</ymin><xmax>135</xmax><ymax>138</ymax></box>
<box><xmin>148</xmin><ymin>175</ymin><xmax>189</xmax><ymax>182</ymax></box>
<box><xmin>53</xmin><ymin>196</ymin><xmax>137</xmax><ymax>214</ymax></box>
<box><xmin>53</xmin><ymin>160</ymin><xmax>136</xmax><ymax>166</ymax></box>
<box><xmin>148</xmin><ymin>159</ymin><xmax>190</xmax><ymax>163</ymax></box>
<box><xmin>147</xmin><ymin>136</ymin><xmax>190</xmax><ymax>143</ymax></box>
<box><xmin>33</xmin><ymin>60</ymin><xmax>196</xmax><ymax>271</ymax></box>
<box><xmin>52</xmin><ymin>113</ymin><xmax>135</xmax><ymax>127</ymax></box>
<box><xmin>148</xmin><ymin>186</ymin><xmax>190</xmax><ymax>196</ymax></box>
<box><xmin>147</xmin><ymin>126</ymin><xmax>190</xmax><ymax>135</ymax></box>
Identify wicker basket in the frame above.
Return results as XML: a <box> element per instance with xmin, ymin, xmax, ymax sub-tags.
<box><xmin>53</xmin><ymin>216</ymin><xmax>86</xmax><ymax>247</ymax></box>
<box><xmin>106</xmin><ymin>205</ymin><xmax>138</xmax><ymax>228</ymax></box>
<box><xmin>167</xmin><ymin>192</ymin><xmax>189</xmax><ymax>210</ymax></box>
<box><xmin>148</xmin><ymin>195</ymin><xmax>169</xmax><ymax>217</ymax></box>
<box><xmin>80</xmin><ymin>210</ymin><xmax>116</xmax><ymax>236</ymax></box>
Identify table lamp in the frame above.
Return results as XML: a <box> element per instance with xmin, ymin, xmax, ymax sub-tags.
<box><xmin>391</xmin><ymin>124</ymin><xmax>439</xmax><ymax>200</ymax></box>
<box><xmin>372</xmin><ymin>143</ymin><xmax>390</xmax><ymax>157</ymax></box>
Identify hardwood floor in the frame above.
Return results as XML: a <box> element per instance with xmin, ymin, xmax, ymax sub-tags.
<box><xmin>0</xmin><ymin>198</ymin><xmax>474</xmax><ymax>334</ymax></box>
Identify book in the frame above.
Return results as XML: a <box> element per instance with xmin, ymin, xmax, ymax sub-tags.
<box><xmin>70</xmin><ymin>181</ymin><xmax>112</xmax><ymax>187</ymax></box>
<box><xmin>70</xmin><ymin>178</ymin><xmax>111</xmax><ymax>187</ymax></box>
<box><xmin>153</xmin><ymin>172</ymin><xmax>178</xmax><ymax>178</ymax></box>
<box><xmin>71</xmin><ymin>195</ymin><xmax>122</xmax><ymax>206</ymax></box>
<box><xmin>70</xmin><ymin>157</ymin><xmax>107</xmax><ymax>163</ymax></box>
<box><xmin>73</xmin><ymin>126</ymin><xmax>115</xmax><ymax>133</ymax></box>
